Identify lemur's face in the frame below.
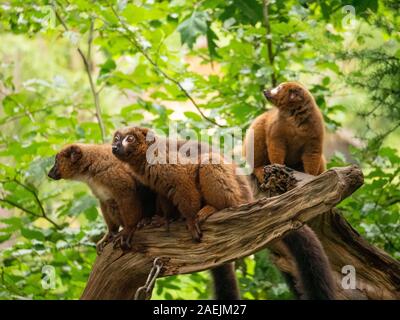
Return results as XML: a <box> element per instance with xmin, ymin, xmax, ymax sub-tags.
<box><xmin>48</xmin><ymin>145</ymin><xmax>83</xmax><ymax>180</ymax></box>
<box><xmin>112</xmin><ymin>127</ymin><xmax>153</xmax><ymax>162</ymax></box>
<box><xmin>263</xmin><ymin>82</ymin><xmax>311</xmax><ymax>110</ymax></box>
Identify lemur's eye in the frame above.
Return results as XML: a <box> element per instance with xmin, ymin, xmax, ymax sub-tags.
<box><xmin>114</xmin><ymin>135</ymin><xmax>120</xmax><ymax>143</ymax></box>
<box><xmin>126</xmin><ymin>135</ymin><xmax>135</xmax><ymax>143</ymax></box>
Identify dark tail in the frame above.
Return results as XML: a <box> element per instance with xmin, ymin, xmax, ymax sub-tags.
<box><xmin>281</xmin><ymin>271</ymin><xmax>304</xmax><ymax>300</ymax></box>
<box><xmin>210</xmin><ymin>263</ymin><xmax>240</xmax><ymax>300</ymax></box>
<box><xmin>282</xmin><ymin>226</ymin><xmax>336</xmax><ymax>300</ymax></box>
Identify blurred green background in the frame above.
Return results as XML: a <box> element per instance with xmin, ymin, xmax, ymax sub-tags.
<box><xmin>0</xmin><ymin>0</ymin><xmax>399</xmax><ymax>299</ymax></box>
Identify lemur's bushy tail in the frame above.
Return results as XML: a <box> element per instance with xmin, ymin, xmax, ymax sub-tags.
<box><xmin>211</xmin><ymin>263</ymin><xmax>240</xmax><ymax>300</ymax></box>
<box><xmin>282</xmin><ymin>226</ymin><xmax>336</xmax><ymax>300</ymax></box>
<box><xmin>246</xmin><ymin>174</ymin><xmax>336</xmax><ymax>300</ymax></box>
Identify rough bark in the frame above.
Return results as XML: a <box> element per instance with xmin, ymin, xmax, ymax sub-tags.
<box><xmin>81</xmin><ymin>166</ymin><xmax>363</xmax><ymax>300</ymax></box>
<box><xmin>259</xmin><ymin>165</ymin><xmax>400</xmax><ymax>300</ymax></box>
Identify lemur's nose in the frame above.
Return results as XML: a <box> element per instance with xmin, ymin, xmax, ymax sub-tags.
<box><xmin>263</xmin><ymin>89</ymin><xmax>272</xmax><ymax>99</ymax></box>
<box><xmin>112</xmin><ymin>145</ymin><xmax>119</xmax><ymax>154</ymax></box>
<box><xmin>48</xmin><ymin>166</ymin><xmax>61</xmax><ymax>180</ymax></box>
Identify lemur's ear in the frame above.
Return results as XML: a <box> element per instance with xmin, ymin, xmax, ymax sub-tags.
<box><xmin>289</xmin><ymin>88</ymin><xmax>303</xmax><ymax>102</ymax></box>
<box><xmin>66</xmin><ymin>145</ymin><xmax>82</xmax><ymax>163</ymax></box>
<box><xmin>136</xmin><ymin>127</ymin><xmax>155</xmax><ymax>143</ymax></box>
<box><xmin>137</xmin><ymin>127</ymin><xmax>149</xmax><ymax>136</ymax></box>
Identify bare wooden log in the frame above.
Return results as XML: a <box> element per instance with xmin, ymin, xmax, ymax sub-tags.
<box><xmin>81</xmin><ymin>166</ymin><xmax>362</xmax><ymax>300</ymax></box>
<box><xmin>260</xmin><ymin>165</ymin><xmax>400</xmax><ymax>300</ymax></box>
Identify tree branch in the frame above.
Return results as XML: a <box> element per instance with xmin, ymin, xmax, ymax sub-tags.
<box><xmin>87</xmin><ymin>18</ymin><xmax>94</xmax><ymax>72</ymax></box>
<box><xmin>262</xmin><ymin>0</ymin><xmax>277</xmax><ymax>87</ymax></box>
<box><xmin>258</xmin><ymin>165</ymin><xmax>400</xmax><ymax>300</ymax></box>
<box><xmin>81</xmin><ymin>165</ymin><xmax>363</xmax><ymax>299</ymax></box>
<box><xmin>0</xmin><ymin>179</ymin><xmax>62</xmax><ymax>230</ymax></box>
<box><xmin>0</xmin><ymin>198</ymin><xmax>40</xmax><ymax>218</ymax></box>
<box><xmin>54</xmin><ymin>7</ymin><xmax>106</xmax><ymax>142</ymax></box>
<box><xmin>0</xmin><ymin>104</ymin><xmax>66</xmax><ymax>126</ymax></box>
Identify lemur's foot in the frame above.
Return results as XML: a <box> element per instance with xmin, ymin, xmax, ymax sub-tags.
<box><xmin>137</xmin><ymin>217</ymin><xmax>152</xmax><ymax>229</ymax></box>
<box><xmin>96</xmin><ymin>232</ymin><xmax>117</xmax><ymax>255</ymax></box>
<box><xmin>112</xmin><ymin>228</ymin><xmax>135</xmax><ymax>251</ymax></box>
<box><xmin>197</xmin><ymin>205</ymin><xmax>217</xmax><ymax>224</ymax></box>
<box><xmin>187</xmin><ymin>220</ymin><xmax>202</xmax><ymax>243</ymax></box>
<box><xmin>150</xmin><ymin>214</ymin><xmax>168</xmax><ymax>227</ymax></box>
<box><xmin>253</xmin><ymin>167</ymin><xmax>266</xmax><ymax>185</ymax></box>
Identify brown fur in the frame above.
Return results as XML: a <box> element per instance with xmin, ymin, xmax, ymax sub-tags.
<box><xmin>282</xmin><ymin>225</ymin><xmax>336</xmax><ymax>299</ymax></box>
<box><xmin>112</xmin><ymin>127</ymin><xmax>253</xmax><ymax>299</ymax></box>
<box><xmin>244</xmin><ymin>82</ymin><xmax>336</xmax><ymax>300</ymax></box>
<box><xmin>245</xmin><ymin>81</ymin><xmax>325</xmax><ymax>183</ymax></box>
<box><xmin>112</xmin><ymin>127</ymin><xmax>253</xmax><ymax>242</ymax></box>
<box><xmin>48</xmin><ymin>142</ymin><xmax>242</xmax><ymax>299</ymax></box>
<box><xmin>48</xmin><ymin>143</ymin><xmax>167</xmax><ymax>252</ymax></box>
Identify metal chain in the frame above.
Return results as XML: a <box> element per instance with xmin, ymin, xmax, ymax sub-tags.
<box><xmin>134</xmin><ymin>257</ymin><xmax>163</xmax><ymax>300</ymax></box>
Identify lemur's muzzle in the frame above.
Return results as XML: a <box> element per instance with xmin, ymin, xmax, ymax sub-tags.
<box><xmin>263</xmin><ymin>89</ymin><xmax>273</xmax><ymax>101</ymax></box>
<box><xmin>48</xmin><ymin>165</ymin><xmax>61</xmax><ymax>180</ymax></box>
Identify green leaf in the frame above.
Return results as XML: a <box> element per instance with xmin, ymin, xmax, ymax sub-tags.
<box><xmin>379</xmin><ymin>147</ymin><xmax>400</xmax><ymax>164</ymax></box>
<box><xmin>99</xmin><ymin>58</ymin><xmax>116</xmax><ymax>77</ymax></box>
<box><xmin>1</xmin><ymin>217</ymin><xmax>23</xmax><ymax>231</ymax></box>
<box><xmin>206</xmin><ymin>23</ymin><xmax>221</xmax><ymax>59</ymax></box>
<box><xmin>84</xmin><ymin>207</ymin><xmax>98</xmax><ymax>221</ymax></box>
<box><xmin>25</xmin><ymin>157</ymin><xmax>54</xmax><ymax>187</ymax></box>
<box><xmin>69</xmin><ymin>195</ymin><xmax>97</xmax><ymax>217</ymax></box>
<box><xmin>177</xmin><ymin>12</ymin><xmax>208</xmax><ymax>49</ymax></box>
<box><xmin>122</xmin><ymin>4</ymin><xmax>165</xmax><ymax>24</ymax></box>
<box><xmin>319</xmin><ymin>1</ymin><xmax>331</xmax><ymax>20</ymax></box>
<box><xmin>351</xmin><ymin>0</ymin><xmax>378</xmax><ymax>13</ymax></box>
<box><xmin>0</xmin><ymin>232</ymin><xmax>11</xmax><ymax>243</ymax></box>
<box><xmin>184</xmin><ymin>111</ymin><xmax>202</xmax><ymax>122</ymax></box>
<box><xmin>21</xmin><ymin>228</ymin><xmax>45</xmax><ymax>241</ymax></box>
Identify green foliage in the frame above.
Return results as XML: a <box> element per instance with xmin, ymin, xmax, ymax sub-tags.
<box><xmin>178</xmin><ymin>12</ymin><xmax>208</xmax><ymax>49</ymax></box>
<box><xmin>0</xmin><ymin>0</ymin><xmax>399</xmax><ymax>300</ymax></box>
<box><xmin>331</xmin><ymin>145</ymin><xmax>400</xmax><ymax>259</ymax></box>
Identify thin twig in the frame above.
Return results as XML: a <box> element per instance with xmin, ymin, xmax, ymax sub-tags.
<box><xmin>108</xmin><ymin>3</ymin><xmax>226</xmax><ymax>128</ymax></box>
<box><xmin>0</xmin><ymin>104</ymin><xmax>66</xmax><ymax>126</ymax></box>
<box><xmin>262</xmin><ymin>0</ymin><xmax>277</xmax><ymax>87</ymax></box>
<box><xmin>87</xmin><ymin>19</ymin><xmax>94</xmax><ymax>72</ymax></box>
<box><xmin>54</xmin><ymin>7</ymin><xmax>106</xmax><ymax>142</ymax></box>
<box><xmin>14</xmin><ymin>179</ymin><xmax>61</xmax><ymax>230</ymax></box>
<box><xmin>0</xmin><ymin>198</ymin><xmax>40</xmax><ymax>218</ymax></box>
<box><xmin>0</xmin><ymin>90</ymin><xmax>35</xmax><ymax>123</ymax></box>
<box><xmin>1</xmin><ymin>179</ymin><xmax>62</xmax><ymax>230</ymax></box>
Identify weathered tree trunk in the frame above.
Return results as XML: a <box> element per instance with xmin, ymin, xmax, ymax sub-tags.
<box><xmin>259</xmin><ymin>165</ymin><xmax>400</xmax><ymax>300</ymax></box>
<box><xmin>81</xmin><ymin>166</ymin><xmax>363</xmax><ymax>299</ymax></box>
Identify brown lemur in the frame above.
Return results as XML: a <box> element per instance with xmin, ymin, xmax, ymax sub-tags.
<box><xmin>111</xmin><ymin>127</ymin><xmax>254</xmax><ymax>300</ymax></box>
<box><xmin>48</xmin><ymin>141</ymin><xmax>244</xmax><ymax>300</ymax></box>
<box><xmin>244</xmin><ymin>81</ymin><xmax>336</xmax><ymax>300</ymax></box>
<box><xmin>48</xmin><ymin>143</ymin><xmax>171</xmax><ymax>253</ymax></box>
